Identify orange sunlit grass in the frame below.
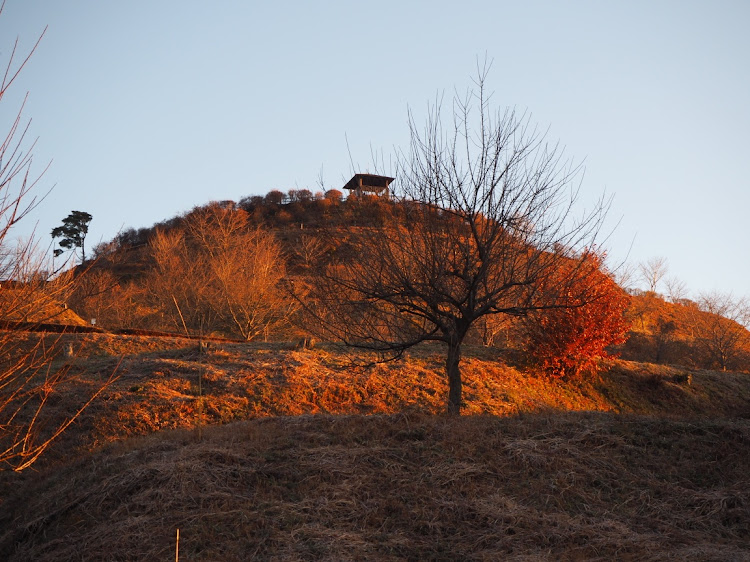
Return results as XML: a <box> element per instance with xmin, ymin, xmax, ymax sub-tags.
<box><xmin>4</xmin><ymin>330</ymin><xmax>747</xmax><ymax>469</ymax></box>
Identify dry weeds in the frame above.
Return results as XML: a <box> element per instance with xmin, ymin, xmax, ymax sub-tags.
<box><xmin>1</xmin><ymin>413</ymin><xmax>748</xmax><ymax>560</ymax></box>
<box><xmin>1</xmin><ymin>332</ymin><xmax>749</xmax><ymax>559</ymax></box>
<box><xmin>2</xmin><ymin>332</ymin><xmax>749</xmax><ymax>469</ymax></box>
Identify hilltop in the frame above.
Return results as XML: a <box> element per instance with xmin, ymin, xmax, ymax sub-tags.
<box><xmin>72</xmin><ymin>192</ymin><xmax>750</xmax><ymax>373</ymax></box>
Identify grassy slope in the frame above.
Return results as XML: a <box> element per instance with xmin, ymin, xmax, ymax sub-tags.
<box><xmin>2</xmin><ymin>414</ymin><xmax>749</xmax><ymax>561</ymax></box>
<box><xmin>1</xmin><ymin>332</ymin><xmax>749</xmax><ymax>560</ymax></box>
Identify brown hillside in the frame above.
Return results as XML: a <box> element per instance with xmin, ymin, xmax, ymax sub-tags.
<box><xmin>2</xmin><ymin>413</ymin><xmax>748</xmax><ymax>561</ymax></box>
<box><xmin>620</xmin><ymin>291</ymin><xmax>750</xmax><ymax>371</ymax></box>
<box><xmin>0</xmin><ymin>287</ymin><xmax>89</xmax><ymax>327</ymax></box>
<box><xmin>82</xmin><ymin>196</ymin><xmax>750</xmax><ymax>371</ymax></box>
<box><xmin>3</xmin><ymin>331</ymin><xmax>749</xmax><ymax>473</ymax></box>
<box><xmin>2</xmin><ymin>332</ymin><xmax>749</xmax><ymax>560</ymax></box>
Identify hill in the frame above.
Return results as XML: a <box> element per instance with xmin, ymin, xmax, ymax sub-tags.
<box><xmin>3</xmin><ymin>193</ymin><xmax>748</xmax><ymax>559</ymax></box>
<box><xmin>76</xmin><ymin>194</ymin><xmax>750</xmax><ymax>372</ymax></box>
<box><xmin>621</xmin><ymin>291</ymin><xmax>750</xmax><ymax>372</ymax></box>
<box><xmin>1</xmin><ymin>332</ymin><xmax>749</xmax><ymax>559</ymax></box>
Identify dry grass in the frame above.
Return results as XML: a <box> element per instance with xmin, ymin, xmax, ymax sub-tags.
<box><xmin>2</xmin><ymin>332</ymin><xmax>748</xmax><ymax>469</ymax></box>
<box><xmin>1</xmin><ymin>413</ymin><xmax>748</xmax><ymax>561</ymax></box>
<box><xmin>1</xmin><ymin>332</ymin><xmax>749</xmax><ymax>559</ymax></box>
<box><xmin>0</xmin><ymin>289</ymin><xmax>90</xmax><ymax>326</ymax></box>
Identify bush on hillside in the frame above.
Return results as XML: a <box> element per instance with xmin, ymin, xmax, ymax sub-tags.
<box><xmin>524</xmin><ymin>252</ymin><xmax>631</xmax><ymax>379</ymax></box>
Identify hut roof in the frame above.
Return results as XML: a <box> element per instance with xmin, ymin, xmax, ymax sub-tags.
<box><xmin>342</xmin><ymin>173</ymin><xmax>395</xmax><ymax>192</ymax></box>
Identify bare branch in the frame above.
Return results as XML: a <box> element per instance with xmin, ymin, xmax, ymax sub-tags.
<box><xmin>306</xmin><ymin>68</ymin><xmax>613</xmax><ymax>414</ymax></box>
<box><xmin>638</xmin><ymin>256</ymin><xmax>668</xmax><ymax>293</ymax></box>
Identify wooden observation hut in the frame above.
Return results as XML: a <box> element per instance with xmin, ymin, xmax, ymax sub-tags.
<box><xmin>342</xmin><ymin>173</ymin><xmax>395</xmax><ymax>198</ymax></box>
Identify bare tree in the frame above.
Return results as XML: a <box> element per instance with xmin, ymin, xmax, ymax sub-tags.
<box><xmin>611</xmin><ymin>261</ymin><xmax>638</xmax><ymax>294</ymax></box>
<box><xmin>306</xmin><ymin>65</ymin><xmax>610</xmax><ymax>414</ymax></box>
<box><xmin>186</xmin><ymin>206</ymin><xmax>295</xmax><ymax>340</ymax></box>
<box><xmin>147</xmin><ymin>205</ymin><xmax>294</xmax><ymax>340</ymax></box>
<box><xmin>295</xmin><ymin>234</ymin><xmax>327</xmax><ymax>271</ymax></box>
<box><xmin>638</xmin><ymin>256</ymin><xmax>668</xmax><ymax>293</ymax></box>
<box><xmin>664</xmin><ymin>276</ymin><xmax>689</xmax><ymax>303</ymax></box>
<box><xmin>0</xmin><ymin>5</ymin><xmax>114</xmax><ymax>471</ymax></box>
<box><xmin>64</xmin><ymin>266</ymin><xmax>145</xmax><ymax>329</ymax></box>
<box><xmin>474</xmin><ymin>313</ymin><xmax>516</xmax><ymax>348</ymax></box>
<box><xmin>692</xmin><ymin>292</ymin><xmax>750</xmax><ymax>371</ymax></box>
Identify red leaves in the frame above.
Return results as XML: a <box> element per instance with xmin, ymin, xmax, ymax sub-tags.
<box><xmin>525</xmin><ymin>252</ymin><xmax>631</xmax><ymax>379</ymax></box>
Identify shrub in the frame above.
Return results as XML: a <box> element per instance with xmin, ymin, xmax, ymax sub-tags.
<box><xmin>524</xmin><ymin>252</ymin><xmax>631</xmax><ymax>379</ymax></box>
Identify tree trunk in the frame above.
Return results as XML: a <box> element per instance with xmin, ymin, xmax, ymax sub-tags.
<box><xmin>446</xmin><ymin>339</ymin><xmax>463</xmax><ymax>415</ymax></box>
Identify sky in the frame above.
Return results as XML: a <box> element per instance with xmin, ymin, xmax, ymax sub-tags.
<box><xmin>1</xmin><ymin>0</ymin><xmax>748</xmax><ymax>299</ymax></box>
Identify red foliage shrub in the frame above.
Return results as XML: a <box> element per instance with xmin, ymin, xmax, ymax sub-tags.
<box><xmin>525</xmin><ymin>252</ymin><xmax>631</xmax><ymax>379</ymax></box>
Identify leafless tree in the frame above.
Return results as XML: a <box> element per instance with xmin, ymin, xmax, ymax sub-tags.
<box><xmin>147</xmin><ymin>205</ymin><xmax>295</xmax><ymax>340</ymax></box>
<box><xmin>0</xmin><ymin>5</ymin><xmax>114</xmax><ymax>471</ymax></box>
<box><xmin>295</xmin><ymin>234</ymin><xmax>327</xmax><ymax>271</ymax></box>
<box><xmin>148</xmin><ymin>228</ymin><xmax>212</xmax><ymax>334</ymax></box>
<box><xmin>692</xmin><ymin>292</ymin><xmax>750</xmax><ymax>371</ymax></box>
<box><xmin>664</xmin><ymin>276</ymin><xmax>689</xmax><ymax>303</ymax></box>
<box><xmin>611</xmin><ymin>261</ymin><xmax>638</xmax><ymax>294</ymax></box>
<box><xmin>638</xmin><ymin>256</ymin><xmax>668</xmax><ymax>293</ymax></box>
<box><xmin>306</xmin><ymin>64</ymin><xmax>610</xmax><ymax>414</ymax></box>
<box><xmin>474</xmin><ymin>313</ymin><xmax>516</xmax><ymax>348</ymax></box>
<box><xmin>64</xmin><ymin>265</ymin><xmax>146</xmax><ymax>329</ymax></box>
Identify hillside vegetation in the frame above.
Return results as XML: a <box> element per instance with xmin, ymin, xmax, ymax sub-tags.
<box><xmin>0</xmin><ymin>332</ymin><xmax>748</xmax><ymax>560</ymax></box>
<box><xmin>2</xmin><ymin>411</ymin><xmax>749</xmax><ymax>560</ymax></box>
<box><xmin>2</xmin><ymin>196</ymin><xmax>749</xmax><ymax>559</ymax></box>
<box><xmin>69</xmin><ymin>194</ymin><xmax>749</xmax><ymax>374</ymax></box>
<box><xmin>3</xmin><ymin>16</ymin><xmax>748</xmax><ymax>559</ymax></box>
<box><xmin>1</xmin><ymin>332</ymin><xmax>748</xmax><ymax>467</ymax></box>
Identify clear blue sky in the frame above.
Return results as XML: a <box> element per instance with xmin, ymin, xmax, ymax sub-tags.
<box><xmin>2</xmin><ymin>0</ymin><xmax>748</xmax><ymax>299</ymax></box>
